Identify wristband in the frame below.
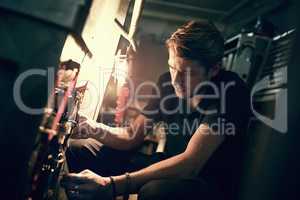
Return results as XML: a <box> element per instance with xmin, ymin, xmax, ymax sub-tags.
<box><xmin>109</xmin><ymin>176</ymin><xmax>116</xmax><ymax>200</ymax></box>
<box><xmin>123</xmin><ymin>172</ymin><xmax>131</xmax><ymax>200</ymax></box>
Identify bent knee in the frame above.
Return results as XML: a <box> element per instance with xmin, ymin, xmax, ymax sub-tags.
<box><xmin>138</xmin><ymin>180</ymin><xmax>170</xmax><ymax>200</ymax></box>
<box><xmin>138</xmin><ymin>178</ymin><xmax>212</xmax><ymax>200</ymax></box>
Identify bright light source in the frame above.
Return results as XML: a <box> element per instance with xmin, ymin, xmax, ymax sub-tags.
<box><xmin>60</xmin><ymin>0</ymin><xmax>125</xmax><ymax>119</ymax></box>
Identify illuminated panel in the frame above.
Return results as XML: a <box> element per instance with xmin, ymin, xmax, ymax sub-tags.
<box><xmin>60</xmin><ymin>0</ymin><xmax>131</xmax><ymax>119</ymax></box>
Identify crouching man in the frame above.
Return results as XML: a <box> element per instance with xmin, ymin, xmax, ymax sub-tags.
<box><xmin>61</xmin><ymin>20</ymin><xmax>251</xmax><ymax>200</ymax></box>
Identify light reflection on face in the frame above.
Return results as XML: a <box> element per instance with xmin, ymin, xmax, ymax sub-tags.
<box><xmin>168</xmin><ymin>47</ymin><xmax>213</xmax><ymax>99</ymax></box>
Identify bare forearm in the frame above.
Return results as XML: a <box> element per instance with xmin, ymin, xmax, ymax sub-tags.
<box><xmin>112</xmin><ymin>153</ymin><xmax>196</xmax><ymax>195</ymax></box>
<box><xmin>90</xmin><ymin>123</ymin><xmax>143</xmax><ymax>150</ymax></box>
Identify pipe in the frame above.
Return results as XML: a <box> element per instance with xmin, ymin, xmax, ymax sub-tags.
<box><xmin>114</xmin><ymin>0</ymin><xmax>145</xmax><ymax>52</ymax></box>
<box><xmin>222</xmin><ymin>0</ymin><xmax>251</xmax><ymax>21</ymax></box>
<box><xmin>146</xmin><ymin>0</ymin><xmax>226</xmax><ymax>16</ymax></box>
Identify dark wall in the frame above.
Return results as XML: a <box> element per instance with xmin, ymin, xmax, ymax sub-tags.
<box><xmin>224</xmin><ymin>0</ymin><xmax>297</xmax><ymax>38</ymax></box>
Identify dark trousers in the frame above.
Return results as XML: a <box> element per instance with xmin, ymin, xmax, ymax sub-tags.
<box><xmin>66</xmin><ymin>138</ymin><xmax>223</xmax><ymax>200</ymax></box>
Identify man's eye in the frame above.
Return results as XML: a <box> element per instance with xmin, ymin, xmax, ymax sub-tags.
<box><xmin>169</xmin><ymin>67</ymin><xmax>176</xmax><ymax>72</ymax></box>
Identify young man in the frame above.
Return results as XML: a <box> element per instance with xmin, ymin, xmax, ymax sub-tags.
<box><xmin>62</xmin><ymin>20</ymin><xmax>251</xmax><ymax>200</ymax></box>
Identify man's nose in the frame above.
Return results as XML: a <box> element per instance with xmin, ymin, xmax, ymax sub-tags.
<box><xmin>173</xmin><ymin>70</ymin><xmax>184</xmax><ymax>85</ymax></box>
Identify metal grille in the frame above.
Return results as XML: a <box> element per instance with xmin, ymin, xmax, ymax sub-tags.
<box><xmin>257</xmin><ymin>30</ymin><xmax>294</xmax><ymax>91</ymax></box>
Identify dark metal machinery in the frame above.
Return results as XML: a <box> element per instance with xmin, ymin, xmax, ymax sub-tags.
<box><xmin>238</xmin><ymin>30</ymin><xmax>294</xmax><ymax>200</ymax></box>
<box><xmin>0</xmin><ymin>0</ymin><xmax>140</xmax><ymax>199</ymax></box>
<box><xmin>224</xmin><ymin>18</ymin><xmax>298</xmax><ymax>200</ymax></box>
<box><xmin>25</xmin><ymin>60</ymin><xmax>87</xmax><ymax>200</ymax></box>
<box><xmin>223</xmin><ymin>30</ymin><xmax>273</xmax><ymax>87</ymax></box>
<box><xmin>0</xmin><ymin>0</ymin><xmax>136</xmax><ymax>198</ymax></box>
<box><xmin>0</xmin><ymin>1</ymin><xmax>92</xmax><ymax>199</ymax></box>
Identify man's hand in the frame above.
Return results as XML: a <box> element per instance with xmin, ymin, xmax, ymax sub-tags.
<box><xmin>72</xmin><ymin>114</ymin><xmax>149</xmax><ymax>150</ymax></box>
<box><xmin>61</xmin><ymin>169</ymin><xmax>112</xmax><ymax>200</ymax></box>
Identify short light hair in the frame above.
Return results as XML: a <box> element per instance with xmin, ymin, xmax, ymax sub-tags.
<box><xmin>166</xmin><ymin>20</ymin><xmax>224</xmax><ymax>69</ymax></box>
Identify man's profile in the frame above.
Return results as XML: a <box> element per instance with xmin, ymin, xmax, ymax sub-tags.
<box><xmin>61</xmin><ymin>20</ymin><xmax>252</xmax><ymax>200</ymax></box>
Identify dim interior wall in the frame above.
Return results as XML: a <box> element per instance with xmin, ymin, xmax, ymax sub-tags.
<box><xmin>132</xmin><ymin>18</ymin><xmax>188</xmax><ymax>85</ymax></box>
<box><xmin>138</xmin><ymin>18</ymin><xmax>180</xmax><ymax>44</ymax></box>
<box><xmin>130</xmin><ymin>17</ymin><xmax>227</xmax><ymax>103</ymax></box>
<box><xmin>0</xmin><ymin>9</ymin><xmax>68</xmax><ymax>200</ymax></box>
<box><xmin>132</xmin><ymin>17</ymin><xmax>226</xmax><ymax>87</ymax></box>
<box><xmin>127</xmin><ymin>34</ymin><xmax>169</xmax><ymax>110</ymax></box>
<box><xmin>125</xmin><ymin>0</ymin><xmax>297</xmax><ymax>87</ymax></box>
<box><xmin>135</xmin><ymin>35</ymin><xmax>169</xmax><ymax>82</ymax></box>
<box><xmin>286</xmin><ymin>8</ymin><xmax>300</xmax><ymax>198</ymax></box>
<box><xmin>127</xmin><ymin>18</ymin><xmax>175</xmax><ymax>96</ymax></box>
<box><xmin>222</xmin><ymin>1</ymin><xmax>298</xmax><ymax>200</ymax></box>
<box><xmin>224</xmin><ymin>0</ymin><xmax>297</xmax><ymax>38</ymax></box>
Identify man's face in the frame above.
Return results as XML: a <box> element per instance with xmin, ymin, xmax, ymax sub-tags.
<box><xmin>168</xmin><ymin>47</ymin><xmax>213</xmax><ymax>99</ymax></box>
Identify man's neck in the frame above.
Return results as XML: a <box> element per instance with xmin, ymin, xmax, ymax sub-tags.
<box><xmin>186</xmin><ymin>95</ymin><xmax>202</xmax><ymax>111</ymax></box>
